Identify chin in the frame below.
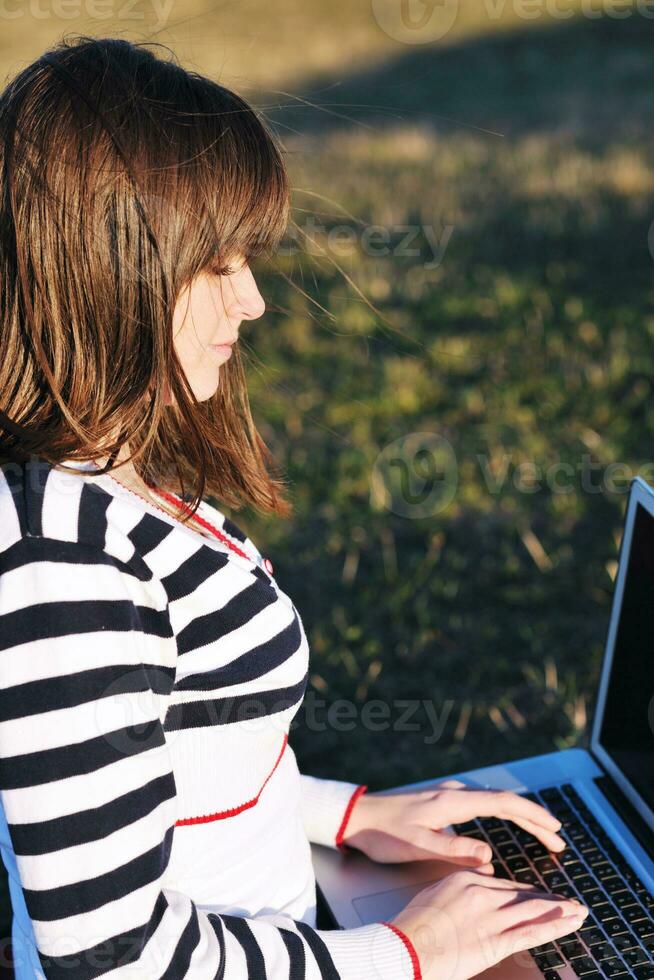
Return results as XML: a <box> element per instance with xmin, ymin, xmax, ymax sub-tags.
<box><xmin>195</xmin><ymin>379</ymin><xmax>221</xmax><ymax>402</ymax></box>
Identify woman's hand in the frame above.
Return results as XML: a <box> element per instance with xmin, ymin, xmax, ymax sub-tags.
<box><xmin>340</xmin><ymin>779</ymin><xmax>565</xmax><ymax>867</ymax></box>
<box><xmin>390</xmin><ymin>870</ymin><xmax>589</xmax><ymax>980</ymax></box>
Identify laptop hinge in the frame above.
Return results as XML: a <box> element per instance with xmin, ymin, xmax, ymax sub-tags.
<box><xmin>594</xmin><ymin>775</ymin><xmax>654</xmax><ymax>859</ymax></box>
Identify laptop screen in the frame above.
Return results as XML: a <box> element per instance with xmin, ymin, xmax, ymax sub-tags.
<box><xmin>598</xmin><ymin>500</ymin><xmax>654</xmax><ymax>814</ymax></box>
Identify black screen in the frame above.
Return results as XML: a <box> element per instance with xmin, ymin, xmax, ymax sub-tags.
<box><xmin>599</xmin><ymin>502</ymin><xmax>654</xmax><ymax>814</ymax></box>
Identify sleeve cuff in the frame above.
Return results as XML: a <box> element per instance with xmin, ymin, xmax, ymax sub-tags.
<box><xmin>315</xmin><ymin>921</ymin><xmax>422</xmax><ymax>980</ymax></box>
<box><xmin>298</xmin><ymin>774</ymin><xmax>368</xmax><ymax>850</ymax></box>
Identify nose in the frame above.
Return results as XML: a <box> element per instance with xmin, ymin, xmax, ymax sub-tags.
<box><xmin>233</xmin><ymin>264</ymin><xmax>266</xmax><ymax>322</ymax></box>
<box><xmin>241</xmin><ymin>293</ymin><xmax>265</xmax><ymax>321</ymax></box>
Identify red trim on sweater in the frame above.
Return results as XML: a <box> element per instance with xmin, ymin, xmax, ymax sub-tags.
<box><xmin>335</xmin><ymin>783</ymin><xmax>368</xmax><ymax>852</ymax></box>
<box><xmin>380</xmin><ymin>921</ymin><xmax>422</xmax><ymax>980</ymax></box>
<box><xmin>175</xmin><ymin>733</ymin><xmax>288</xmax><ymax>826</ymax></box>
<box><xmin>152</xmin><ymin>487</ymin><xmax>252</xmax><ymax>562</ymax></box>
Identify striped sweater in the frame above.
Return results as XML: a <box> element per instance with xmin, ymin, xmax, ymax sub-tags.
<box><xmin>0</xmin><ymin>456</ymin><xmax>419</xmax><ymax>980</ymax></box>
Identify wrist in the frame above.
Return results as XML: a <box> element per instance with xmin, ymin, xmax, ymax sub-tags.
<box><xmin>335</xmin><ymin>784</ymin><xmax>369</xmax><ymax>851</ymax></box>
<box><xmin>336</xmin><ymin>784</ymin><xmax>371</xmax><ymax>851</ymax></box>
<box><xmin>381</xmin><ymin>921</ymin><xmax>423</xmax><ymax>980</ymax></box>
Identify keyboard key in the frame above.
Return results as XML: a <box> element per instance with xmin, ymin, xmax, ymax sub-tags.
<box><xmin>605</xmin><ymin>919</ymin><xmax>630</xmax><ymax>938</ymax></box>
<box><xmin>601</xmin><ymin>957</ymin><xmax>630</xmax><ymax>976</ymax></box>
<box><xmin>594</xmin><ymin>904</ymin><xmax>619</xmax><ymax>924</ymax></box>
<box><xmin>575</xmin><ymin>875</ymin><xmax>600</xmax><ymax>894</ymax></box>
<box><xmin>488</xmin><ymin>829</ymin><xmax>512</xmax><ymax>845</ymax></box>
<box><xmin>513</xmin><ymin>869</ymin><xmax>540</xmax><ymax>885</ymax></box>
<box><xmin>543</xmin><ymin>872</ymin><xmax>568</xmax><ymax>890</ymax></box>
<box><xmin>624</xmin><ymin>905</ymin><xmax>648</xmax><ymax>924</ymax></box>
<box><xmin>536</xmin><ymin>857</ymin><xmax>560</xmax><ymax>874</ymax></box>
<box><xmin>633</xmin><ymin>920</ymin><xmax>654</xmax><ymax>940</ymax></box>
<box><xmin>614</xmin><ymin>891</ymin><xmax>639</xmax><ymax>910</ymax></box>
<box><xmin>452</xmin><ymin>820</ymin><xmax>477</xmax><ymax>834</ymax></box>
<box><xmin>558</xmin><ymin>938</ymin><xmax>586</xmax><ymax>959</ymax></box>
<box><xmin>605</xmin><ymin>878</ymin><xmax>629</xmax><ymax>896</ymax></box>
<box><xmin>623</xmin><ymin>946</ymin><xmax>651</xmax><ymax>967</ymax></box>
<box><xmin>533</xmin><ymin>949</ymin><xmax>565</xmax><ymax>970</ymax></box>
<box><xmin>506</xmin><ymin>856</ymin><xmax>530</xmax><ymax>872</ymax></box>
<box><xmin>569</xmin><ymin>954</ymin><xmax>601</xmax><ymax>974</ymax></box>
<box><xmin>479</xmin><ymin>817</ymin><xmax>503</xmax><ymax>830</ymax></box>
<box><xmin>612</xmin><ymin>931</ymin><xmax>640</xmax><ymax>953</ymax></box>
<box><xmin>583</xmin><ymin>889</ymin><xmax>608</xmax><ymax>908</ymax></box>
<box><xmin>594</xmin><ymin>863</ymin><xmax>619</xmax><ymax>882</ymax></box>
<box><xmin>552</xmin><ymin>883</ymin><xmax>578</xmax><ymax>899</ymax></box>
<box><xmin>591</xmin><ymin>940</ymin><xmax>616</xmax><ymax>959</ymax></box>
<box><xmin>525</xmin><ymin>841</ymin><xmax>550</xmax><ymax>859</ymax></box>
<box><xmin>579</xmin><ymin>925</ymin><xmax>605</xmax><ymax>946</ymax></box>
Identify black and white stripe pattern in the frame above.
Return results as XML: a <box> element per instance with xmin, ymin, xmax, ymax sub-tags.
<box><xmin>0</xmin><ymin>458</ymin><xmax>415</xmax><ymax>980</ymax></box>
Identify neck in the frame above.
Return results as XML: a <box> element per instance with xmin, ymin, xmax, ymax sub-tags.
<box><xmin>92</xmin><ymin>443</ymin><xmax>206</xmax><ymax>531</ymax></box>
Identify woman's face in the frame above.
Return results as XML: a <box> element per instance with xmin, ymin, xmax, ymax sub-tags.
<box><xmin>168</xmin><ymin>254</ymin><xmax>265</xmax><ymax>403</ymax></box>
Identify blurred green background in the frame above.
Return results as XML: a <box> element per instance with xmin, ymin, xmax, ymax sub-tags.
<box><xmin>1</xmin><ymin>0</ymin><xmax>654</xmax><ymax>963</ymax></box>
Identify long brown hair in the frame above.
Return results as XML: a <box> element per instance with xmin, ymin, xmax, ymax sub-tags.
<box><xmin>0</xmin><ymin>35</ymin><xmax>292</xmax><ymax>523</ymax></box>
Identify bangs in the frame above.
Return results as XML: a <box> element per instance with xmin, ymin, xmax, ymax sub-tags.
<box><xmin>185</xmin><ymin>76</ymin><xmax>290</xmax><ymax>268</ymax></box>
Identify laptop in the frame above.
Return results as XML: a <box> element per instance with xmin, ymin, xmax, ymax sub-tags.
<box><xmin>311</xmin><ymin>476</ymin><xmax>654</xmax><ymax>979</ymax></box>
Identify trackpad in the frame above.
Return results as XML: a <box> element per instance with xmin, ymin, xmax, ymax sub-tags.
<box><xmin>352</xmin><ymin>880</ymin><xmax>441</xmax><ymax>923</ymax></box>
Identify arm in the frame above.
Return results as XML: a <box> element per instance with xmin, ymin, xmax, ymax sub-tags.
<box><xmin>0</xmin><ymin>537</ymin><xmax>420</xmax><ymax>979</ymax></box>
<box><xmin>299</xmin><ymin>774</ymin><xmax>369</xmax><ymax>852</ymax></box>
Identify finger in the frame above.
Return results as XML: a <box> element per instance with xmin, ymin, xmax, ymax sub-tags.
<box><xmin>434</xmin><ymin>779</ymin><xmax>467</xmax><ymax>789</ymax></box>
<box><xmin>508</xmin><ymin>815</ymin><xmax>566</xmax><ymax>852</ymax></box>
<box><xmin>415</xmin><ymin>829</ymin><xmax>493</xmax><ymax>865</ymax></box>
<box><xmin>491</xmin><ymin>790</ymin><xmax>563</xmax><ymax>833</ymax></box>
<box><xmin>496</xmin><ymin>893</ymin><xmax>586</xmax><ymax>918</ymax></box>
<box><xmin>426</xmin><ymin>788</ymin><xmax>562</xmax><ymax>833</ymax></box>
<box><xmin>462</xmin><ymin>875</ymin><xmax>545</xmax><ymax>892</ymax></box>
<box><xmin>500</xmin><ymin>903</ymin><xmax>590</xmax><ymax>953</ymax></box>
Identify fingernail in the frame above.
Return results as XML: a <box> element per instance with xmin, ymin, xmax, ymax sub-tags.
<box><xmin>474</xmin><ymin>844</ymin><xmax>491</xmax><ymax>861</ymax></box>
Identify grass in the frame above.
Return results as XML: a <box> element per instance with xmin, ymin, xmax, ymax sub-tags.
<box><xmin>242</xmin><ymin>14</ymin><xmax>654</xmax><ymax>787</ymax></box>
<box><xmin>1</xmin><ymin>0</ymin><xmax>653</xmax><ymax>954</ymax></box>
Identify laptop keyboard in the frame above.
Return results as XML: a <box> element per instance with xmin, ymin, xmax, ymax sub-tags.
<box><xmin>452</xmin><ymin>783</ymin><xmax>654</xmax><ymax>979</ymax></box>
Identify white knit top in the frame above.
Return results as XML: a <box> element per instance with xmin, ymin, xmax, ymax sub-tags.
<box><xmin>0</xmin><ymin>456</ymin><xmax>419</xmax><ymax>980</ymax></box>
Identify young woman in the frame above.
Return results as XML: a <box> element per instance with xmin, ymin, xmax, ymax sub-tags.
<box><xmin>0</xmin><ymin>36</ymin><xmax>588</xmax><ymax>980</ymax></box>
